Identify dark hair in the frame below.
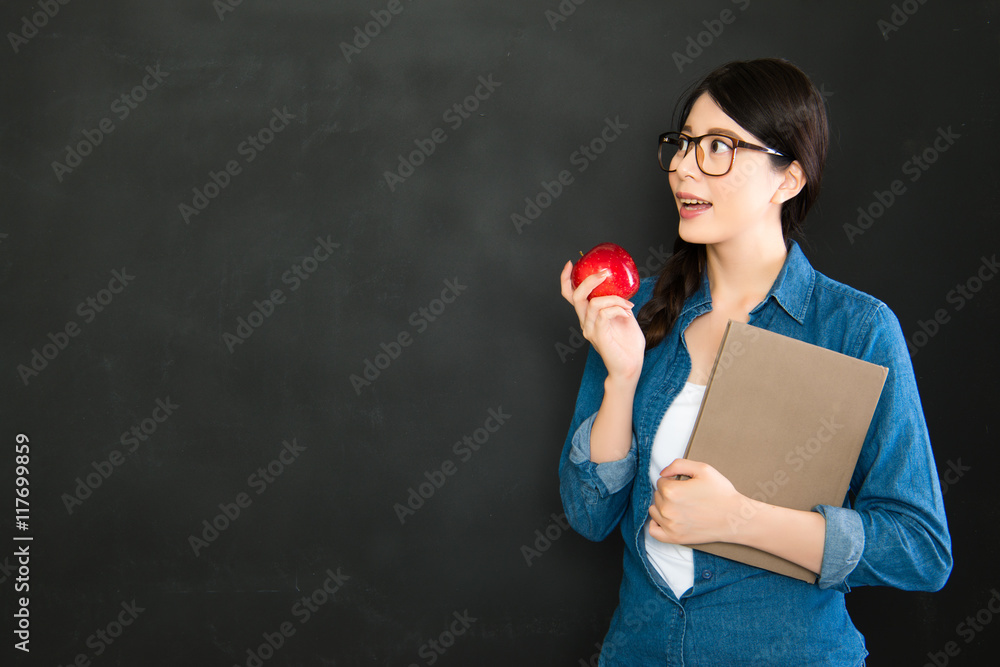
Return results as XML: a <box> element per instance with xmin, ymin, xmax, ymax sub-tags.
<box><xmin>637</xmin><ymin>58</ymin><xmax>829</xmax><ymax>350</ymax></box>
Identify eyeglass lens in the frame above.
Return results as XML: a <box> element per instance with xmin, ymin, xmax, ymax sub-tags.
<box><xmin>659</xmin><ymin>134</ymin><xmax>736</xmax><ymax>176</ymax></box>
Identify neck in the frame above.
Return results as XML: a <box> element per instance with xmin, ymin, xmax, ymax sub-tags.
<box><xmin>704</xmin><ymin>232</ymin><xmax>789</xmax><ymax>312</ymax></box>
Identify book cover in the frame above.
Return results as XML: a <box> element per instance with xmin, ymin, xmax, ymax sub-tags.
<box><xmin>681</xmin><ymin>320</ymin><xmax>888</xmax><ymax>583</ymax></box>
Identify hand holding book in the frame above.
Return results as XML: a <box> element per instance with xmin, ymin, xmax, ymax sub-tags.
<box><xmin>648</xmin><ymin>458</ymin><xmax>743</xmax><ymax>545</ymax></box>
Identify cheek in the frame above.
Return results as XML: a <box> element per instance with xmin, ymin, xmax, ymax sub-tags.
<box><xmin>667</xmin><ymin>172</ymin><xmax>680</xmax><ymax>195</ymax></box>
<box><xmin>707</xmin><ymin>180</ymin><xmax>744</xmax><ymax>210</ymax></box>
<box><xmin>712</xmin><ymin>170</ymin><xmax>775</xmax><ymax>210</ymax></box>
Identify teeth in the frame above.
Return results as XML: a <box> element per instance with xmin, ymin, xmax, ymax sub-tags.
<box><xmin>680</xmin><ymin>198</ymin><xmax>711</xmax><ymax>205</ymax></box>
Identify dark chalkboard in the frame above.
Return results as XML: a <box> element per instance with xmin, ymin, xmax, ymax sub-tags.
<box><xmin>2</xmin><ymin>0</ymin><xmax>998</xmax><ymax>665</ymax></box>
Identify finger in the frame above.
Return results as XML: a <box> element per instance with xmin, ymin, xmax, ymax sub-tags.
<box><xmin>562</xmin><ymin>262</ymin><xmax>600</xmax><ymax>331</ymax></box>
<box><xmin>583</xmin><ymin>304</ymin><xmax>634</xmax><ymax>342</ymax></box>
<box><xmin>588</xmin><ymin>306</ymin><xmax>634</xmax><ymax>333</ymax></box>
<box><xmin>586</xmin><ymin>297</ymin><xmax>640</xmax><ymax>328</ymax></box>
<box><xmin>654</xmin><ymin>476</ymin><xmax>683</xmax><ymax>507</ymax></box>
<box><xmin>559</xmin><ymin>261</ymin><xmax>575</xmax><ymax>303</ymax></box>
<box><xmin>648</xmin><ymin>502</ymin><xmax>665</xmax><ymax>526</ymax></box>
<box><xmin>659</xmin><ymin>458</ymin><xmax>704</xmax><ymax>479</ymax></box>
<box><xmin>564</xmin><ymin>269</ymin><xmax>610</xmax><ymax>330</ymax></box>
<box><xmin>583</xmin><ymin>298</ymin><xmax>638</xmax><ymax>333</ymax></box>
<box><xmin>571</xmin><ymin>269</ymin><xmax>611</xmax><ymax>305</ymax></box>
<box><xmin>589</xmin><ymin>293</ymin><xmax>637</xmax><ymax>311</ymax></box>
<box><xmin>655</xmin><ymin>475</ymin><xmax>673</xmax><ymax>495</ymax></box>
<box><xmin>648</xmin><ymin>519</ymin><xmax>669</xmax><ymax>543</ymax></box>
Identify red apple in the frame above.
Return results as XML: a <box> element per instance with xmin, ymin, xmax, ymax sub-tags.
<box><xmin>571</xmin><ymin>242</ymin><xmax>640</xmax><ymax>300</ymax></box>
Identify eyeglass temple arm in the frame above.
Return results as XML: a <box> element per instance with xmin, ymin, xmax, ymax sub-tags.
<box><xmin>735</xmin><ymin>140</ymin><xmax>787</xmax><ymax>158</ymax></box>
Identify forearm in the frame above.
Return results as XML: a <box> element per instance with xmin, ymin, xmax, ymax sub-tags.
<box><xmin>729</xmin><ymin>498</ymin><xmax>826</xmax><ymax>575</ymax></box>
<box><xmin>589</xmin><ymin>374</ymin><xmax>638</xmax><ymax>464</ymax></box>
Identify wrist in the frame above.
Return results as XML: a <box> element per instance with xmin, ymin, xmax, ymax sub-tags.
<box><xmin>605</xmin><ymin>370</ymin><xmax>640</xmax><ymax>394</ymax></box>
<box><xmin>723</xmin><ymin>494</ymin><xmax>763</xmax><ymax>543</ymax></box>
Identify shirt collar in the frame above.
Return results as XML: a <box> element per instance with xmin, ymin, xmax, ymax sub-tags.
<box><xmin>680</xmin><ymin>240</ymin><xmax>815</xmax><ymax>325</ymax></box>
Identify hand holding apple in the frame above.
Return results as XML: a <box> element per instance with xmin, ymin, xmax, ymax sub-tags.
<box><xmin>560</xmin><ymin>243</ymin><xmax>645</xmax><ymax>382</ymax></box>
<box><xmin>570</xmin><ymin>243</ymin><xmax>640</xmax><ymax>300</ymax></box>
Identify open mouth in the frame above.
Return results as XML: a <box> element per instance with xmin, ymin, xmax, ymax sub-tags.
<box><xmin>678</xmin><ymin>197</ymin><xmax>713</xmax><ymax>211</ymax></box>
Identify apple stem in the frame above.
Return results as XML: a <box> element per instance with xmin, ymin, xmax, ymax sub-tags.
<box><xmin>579</xmin><ymin>251</ymin><xmax>584</xmax><ymax>257</ymax></box>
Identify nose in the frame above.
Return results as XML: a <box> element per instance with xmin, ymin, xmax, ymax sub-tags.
<box><xmin>674</xmin><ymin>143</ymin><xmax>701</xmax><ymax>178</ymax></box>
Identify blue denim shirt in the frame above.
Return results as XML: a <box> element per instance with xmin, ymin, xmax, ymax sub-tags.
<box><xmin>559</xmin><ymin>241</ymin><xmax>952</xmax><ymax>666</ymax></box>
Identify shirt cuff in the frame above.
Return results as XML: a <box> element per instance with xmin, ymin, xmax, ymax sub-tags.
<box><xmin>568</xmin><ymin>412</ymin><xmax>637</xmax><ymax>496</ymax></box>
<box><xmin>813</xmin><ymin>504</ymin><xmax>865</xmax><ymax>591</ymax></box>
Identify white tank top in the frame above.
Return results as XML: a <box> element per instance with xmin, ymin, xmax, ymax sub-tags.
<box><xmin>643</xmin><ymin>381</ymin><xmax>706</xmax><ymax>598</ymax></box>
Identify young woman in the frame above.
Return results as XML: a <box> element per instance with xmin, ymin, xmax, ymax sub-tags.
<box><xmin>558</xmin><ymin>59</ymin><xmax>952</xmax><ymax>666</ymax></box>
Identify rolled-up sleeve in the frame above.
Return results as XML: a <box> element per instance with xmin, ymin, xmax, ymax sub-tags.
<box><xmin>813</xmin><ymin>504</ymin><xmax>865</xmax><ymax>591</ymax></box>
<box><xmin>559</xmin><ymin>347</ymin><xmax>637</xmax><ymax>542</ymax></box>
<box><xmin>569</xmin><ymin>412</ymin><xmax>638</xmax><ymax>496</ymax></box>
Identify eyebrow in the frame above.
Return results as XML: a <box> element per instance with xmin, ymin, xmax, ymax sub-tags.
<box><xmin>682</xmin><ymin>125</ymin><xmax>743</xmax><ymax>140</ymax></box>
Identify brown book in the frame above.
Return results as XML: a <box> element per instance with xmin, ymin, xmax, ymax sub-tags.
<box><xmin>681</xmin><ymin>320</ymin><xmax>888</xmax><ymax>583</ymax></box>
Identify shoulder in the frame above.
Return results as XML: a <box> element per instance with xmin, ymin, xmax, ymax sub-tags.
<box><xmin>806</xmin><ymin>266</ymin><xmax>907</xmax><ymax>360</ymax></box>
<box><xmin>813</xmin><ymin>268</ymin><xmax>885</xmax><ymax>310</ymax></box>
<box><xmin>811</xmin><ymin>267</ymin><xmax>895</xmax><ymax>320</ymax></box>
<box><xmin>785</xmin><ymin>242</ymin><xmax>888</xmax><ymax>321</ymax></box>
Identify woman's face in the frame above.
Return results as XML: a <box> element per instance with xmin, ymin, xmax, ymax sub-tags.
<box><xmin>668</xmin><ymin>93</ymin><xmax>797</xmax><ymax>247</ymax></box>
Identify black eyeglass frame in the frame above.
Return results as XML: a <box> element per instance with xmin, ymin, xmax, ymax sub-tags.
<box><xmin>657</xmin><ymin>131</ymin><xmax>789</xmax><ymax>176</ymax></box>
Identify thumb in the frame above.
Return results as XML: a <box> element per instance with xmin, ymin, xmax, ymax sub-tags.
<box><xmin>659</xmin><ymin>458</ymin><xmax>703</xmax><ymax>479</ymax></box>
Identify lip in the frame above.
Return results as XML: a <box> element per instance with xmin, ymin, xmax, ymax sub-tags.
<box><xmin>675</xmin><ymin>191</ymin><xmax>712</xmax><ymax>203</ymax></box>
<box><xmin>674</xmin><ymin>191</ymin><xmax>713</xmax><ymax>219</ymax></box>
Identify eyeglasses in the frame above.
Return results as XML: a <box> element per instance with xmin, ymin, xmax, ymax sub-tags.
<box><xmin>657</xmin><ymin>131</ymin><xmax>788</xmax><ymax>176</ymax></box>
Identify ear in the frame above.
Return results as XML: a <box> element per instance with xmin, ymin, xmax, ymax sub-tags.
<box><xmin>772</xmin><ymin>161</ymin><xmax>807</xmax><ymax>204</ymax></box>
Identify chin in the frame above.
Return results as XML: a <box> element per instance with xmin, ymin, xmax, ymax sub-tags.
<box><xmin>677</xmin><ymin>218</ymin><xmax>716</xmax><ymax>246</ymax></box>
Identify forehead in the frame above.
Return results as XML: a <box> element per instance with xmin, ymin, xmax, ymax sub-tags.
<box><xmin>682</xmin><ymin>93</ymin><xmax>758</xmax><ymax>142</ymax></box>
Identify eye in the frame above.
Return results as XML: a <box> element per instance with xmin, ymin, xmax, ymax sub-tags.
<box><xmin>708</xmin><ymin>137</ymin><xmax>733</xmax><ymax>154</ymax></box>
<box><xmin>676</xmin><ymin>136</ymin><xmax>690</xmax><ymax>151</ymax></box>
